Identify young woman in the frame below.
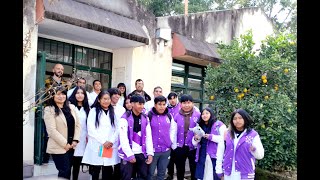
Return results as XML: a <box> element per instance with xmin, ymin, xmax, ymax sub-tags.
<box><xmin>43</xmin><ymin>86</ymin><xmax>81</xmax><ymax>179</ymax></box>
<box><xmin>123</xmin><ymin>96</ymin><xmax>132</xmax><ymax>111</ymax></box>
<box><xmin>216</xmin><ymin>109</ymin><xmax>264</xmax><ymax>180</ymax></box>
<box><xmin>68</xmin><ymin>86</ymin><xmax>90</xmax><ymax>180</ymax></box>
<box><xmin>192</xmin><ymin>107</ymin><xmax>227</xmax><ymax>180</ymax></box>
<box><xmin>81</xmin><ymin>90</ymin><xmax>121</xmax><ymax>180</ymax></box>
<box><xmin>117</xmin><ymin>82</ymin><xmax>127</xmax><ymax>107</ymax></box>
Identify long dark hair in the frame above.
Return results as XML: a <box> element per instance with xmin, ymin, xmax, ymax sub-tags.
<box><xmin>198</xmin><ymin>107</ymin><xmax>217</xmax><ymax>133</ymax></box>
<box><xmin>123</xmin><ymin>95</ymin><xmax>131</xmax><ymax>111</ymax></box>
<box><xmin>117</xmin><ymin>83</ymin><xmax>127</xmax><ymax>96</ymax></box>
<box><xmin>68</xmin><ymin>86</ymin><xmax>90</xmax><ymax>116</ymax></box>
<box><xmin>229</xmin><ymin>108</ymin><xmax>253</xmax><ymax>139</ymax></box>
<box><xmin>91</xmin><ymin>90</ymin><xmax>115</xmax><ymax>128</ymax></box>
<box><xmin>48</xmin><ymin>86</ymin><xmax>70</xmax><ymax>116</ymax></box>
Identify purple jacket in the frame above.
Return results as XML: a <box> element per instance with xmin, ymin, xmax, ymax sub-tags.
<box><xmin>149</xmin><ymin>108</ymin><xmax>172</xmax><ymax>153</ymax></box>
<box><xmin>195</xmin><ymin>120</ymin><xmax>224</xmax><ymax>162</ymax></box>
<box><xmin>118</xmin><ymin>112</ymin><xmax>148</xmax><ymax>161</ymax></box>
<box><xmin>223</xmin><ymin>129</ymin><xmax>258</xmax><ymax>179</ymax></box>
<box><xmin>167</xmin><ymin>103</ymin><xmax>180</xmax><ymax>118</ymax></box>
<box><xmin>174</xmin><ymin>108</ymin><xmax>201</xmax><ymax>150</ymax></box>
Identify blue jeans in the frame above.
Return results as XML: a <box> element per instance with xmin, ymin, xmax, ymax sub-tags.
<box><xmin>148</xmin><ymin>150</ymin><xmax>171</xmax><ymax>180</ymax></box>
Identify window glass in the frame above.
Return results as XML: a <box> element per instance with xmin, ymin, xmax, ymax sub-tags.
<box><xmin>189</xmin><ymin>66</ymin><xmax>202</xmax><ymax>76</ymax></box>
<box><xmin>188</xmin><ymin>78</ymin><xmax>201</xmax><ymax>89</ymax></box>
<box><xmin>44</xmin><ymin>40</ymin><xmax>53</xmax><ymax>60</ymax></box>
<box><xmin>57</xmin><ymin>43</ymin><xmax>64</xmax><ymax>62</ymax></box>
<box><xmin>63</xmin><ymin>44</ymin><xmax>72</xmax><ymax>63</ymax></box>
<box><xmin>50</xmin><ymin>41</ymin><xmax>58</xmax><ymax>60</ymax></box>
<box><xmin>187</xmin><ymin>90</ymin><xmax>201</xmax><ymax>100</ymax></box>
<box><xmin>87</xmin><ymin>49</ymin><xmax>94</xmax><ymax>67</ymax></box>
<box><xmin>82</xmin><ymin>48</ymin><xmax>88</xmax><ymax>66</ymax></box>
<box><xmin>76</xmin><ymin>70</ymin><xmax>109</xmax><ymax>92</ymax></box>
<box><xmin>171</xmin><ymin>87</ymin><xmax>184</xmax><ymax>98</ymax></box>
<box><xmin>101</xmin><ymin>52</ymin><xmax>112</xmax><ymax>70</ymax></box>
<box><xmin>75</xmin><ymin>47</ymin><xmax>85</xmax><ymax>65</ymax></box>
<box><xmin>172</xmin><ymin>63</ymin><xmax>185</xmax><ymax>73</ymax></box>
<box><xmin>91</xmin><ymin>50</ymin><xmax>99</xmax><ymax>68</ymax></box>
<box><xmin>171</xmin><ymin>75</ymin><xmax>184</xmax><ymax>86</ymax></box>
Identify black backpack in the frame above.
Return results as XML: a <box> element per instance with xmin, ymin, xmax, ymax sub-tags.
<box><xmin>147</xmin><ymin>111</ymin><xmax>172</xmax><ymax>122</ymax></box>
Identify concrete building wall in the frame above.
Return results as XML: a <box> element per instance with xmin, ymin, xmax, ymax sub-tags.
<box><xmin>157</xmin><ymin>7</ymin><xmax>275</xmax><ymax>50</ymax></box>
<box><xmin>23</xmin><ymin>0</ymin><xmax>38</xmax><ymax>177</ymax></box>
<box><xmin>128</xmin><ymin>39</ymin><xmax>173</xmax><ymax>98</ymax></box>
<box><xmin>113</xmin><ymin>42</ymin><xmax>172</xmax><ymax>98</ymax></box>
<box><xmin>112</xmin><ymin>48</ymin><xmax>134</xmax><ymax>89</ymax></box>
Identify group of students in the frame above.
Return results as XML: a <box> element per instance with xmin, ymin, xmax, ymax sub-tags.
<box><xmin>43</xmin><ymin>64</ymin><xmax>264</xmax><ymax>180</ymax></box>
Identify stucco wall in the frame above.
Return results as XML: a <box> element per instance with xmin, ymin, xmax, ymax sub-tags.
<box><xmin>112</xmin><ymin>39</ymin><xmax>172</xmax><ymax>99</ymax></box>
<box><xmin>109</xmin><ymin>1</ymin><xmax>171</xmax><ymax>97</ymax></box>
<box><xmin>112</xmin><ymin>48</ymin><xmax>134</xmax><ymax>89</ymax></box>
<box><xmin>157</xmin><ymin>7</ymin><xmax>274</xmax><ymax>50</ymax></box>
<box><xmin>23</xmin><ymin>0</ymin><xmax>37</xmax><ymax>177</ymax></box>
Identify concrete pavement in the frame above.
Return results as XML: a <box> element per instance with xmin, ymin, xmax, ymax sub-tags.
<box><xmin>24</xmin><ymin>160</ymin><xmax>192</xmax><ymax>180</ymax></box>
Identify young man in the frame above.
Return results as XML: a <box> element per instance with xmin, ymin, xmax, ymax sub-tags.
<box><xmin>45</xmin><ymin>63</ymin><xmax>68</xmax><ymax>90</ymax></box>
<box><xmin>67</xmin><ymin>77</ymin><xmax>89</xmax><ymax>98</ymax></box>
<box><xmin>173</xmin><ymin>94</ymin><xmax>201</xmax><ymax>180</ymax></box>
<box><xmin>88</xmin><ymin>80</ymin><xmax>102</xmax><ymax>106</ymax></box>
<box><xmin>147</xmin><ymin>95</ymin><xmax>177</xmax><ymax>180</ymax></box>
<box><xmin>167</xmin><ymin>92</ymin><xmax>180</xmax><ymax>118</ymax></box>
<box><xmin>144</xmin><ymin>86</ymin><xmax>163</xmax><ymax>113</ymax></box>
<box><xmin>128</xmin><ymin>79</ymin><xmax>151</xmax><ymax>102</ymax></box>
<box><xmin>118</xmin><ymin>95</ymin><xmax>154</xmax><ymax>180</ymax></box>
<box><xmin>166</xmin><ymin>92</ymin><xmax>181</xmax><ymax>180</ymax></box>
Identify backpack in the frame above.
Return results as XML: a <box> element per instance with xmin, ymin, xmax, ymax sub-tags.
<box><xmin>147</xmin><ymin>111</ymin><xmax>172</xmax><ymax>122</ymax></box>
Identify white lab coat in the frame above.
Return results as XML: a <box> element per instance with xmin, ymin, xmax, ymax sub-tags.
<box><xmin>88</xmin><ymin>91</ymin><xmax>99</xmax><ymax>107</ymax></box>
<box><xmin>82</xmin><ymin>107</ymin><xmax>120</xmax><ymax>166</ymax></box>
<box><xmin>73</xmin><ymin>107</ymin><xmax>88</xmax><ymax>157</ymax></box>
<box><xmin>113</xmin><ymin>104</ymin><xmax>126</xmax><ymax>120</ymax></box>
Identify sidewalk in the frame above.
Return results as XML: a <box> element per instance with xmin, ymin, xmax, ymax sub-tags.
<box><xmin>24</xmin><ymin>171</ymin><xmax>191</xmax><ymax>180</ymax></box>
<box><xmin>24</xmin><ymin>168</ymin><xmax>91</xmax><ymax>180</ymax></box>
<box><xmin>24</xmin><ymin>160</ymin><xmax>191</xmax><ymax>180</ymax></box>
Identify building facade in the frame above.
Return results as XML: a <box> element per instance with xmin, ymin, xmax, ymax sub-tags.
<box><xmin>23</xmin><ymin>0</ymin><xmax>274</xmax><ymax>177</ymax></box>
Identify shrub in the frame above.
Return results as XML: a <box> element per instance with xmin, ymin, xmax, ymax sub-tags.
<box><xmin>205</xmin><ymin>30</ymin><xmax>297</xmax><ymax>171</ymax></box>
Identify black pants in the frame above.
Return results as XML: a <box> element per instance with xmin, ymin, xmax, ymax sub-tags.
<box><xmin>72</xmin><ymin>156</ymin><xmax>82</xmax><ymax>180</ymax></box>
<box><xmin>175</xmin><ymin>146</ymin><xmax>196</xmax><ymax>180</ymax></box>
<box><xmin>51</xmin><ymin>149</ymin><xmax>74</xmax><ymax>179</ymax></box>
<box><xmin>120</xmin><ymin>153</ymin><xmax>149</xmax><ymax>180</ymax></box>
<box><xmin>42</xmin><ymin>120</ymin><xmax>50</xmax><ymax>163</ymax></box>
<box><xmin>167</xmin><ymin>148</ymin><xmax>176</xmax><ymax>177</ymax></box>
<box><xmin>90</xmin><ymin>163</ymin><xmax>120</xmax><ymax>180</ymax></box>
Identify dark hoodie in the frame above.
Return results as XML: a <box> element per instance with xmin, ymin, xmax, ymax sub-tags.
<box><xmin>128</xmin><ymin>90</ymin><xmax>151</xmax><ymax>102</ymax></box>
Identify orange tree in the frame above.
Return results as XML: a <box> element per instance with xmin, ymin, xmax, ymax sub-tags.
<box><xmin>205</xmin><ymin>30</ymin><xmax>296</xmax><ymax>172</ymax></box>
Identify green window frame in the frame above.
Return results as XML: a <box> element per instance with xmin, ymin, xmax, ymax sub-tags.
<box><xmin>171</xmin><ymin>60</ymin><xmax>213</xmax><ymax>110</ymax></box>
<box><xmin>37</xmin><ymin>38</ymin><xmax>112</xmax><ymax>90</ymax></box>
<box><xmin>35</xmin><ymin>38</ymin><xmax>113</xmax><ymax>165</ymax></box>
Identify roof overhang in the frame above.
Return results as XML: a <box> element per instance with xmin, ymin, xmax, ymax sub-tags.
<box><xmin>172</xmin><ymin>33</ymin><xmax>222</xmax><ymax>66</ymax></box>
<box><xmin>36</xmin><ymin>0</ymin><xmax>149</xmax><ymax>49</ymax></box>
